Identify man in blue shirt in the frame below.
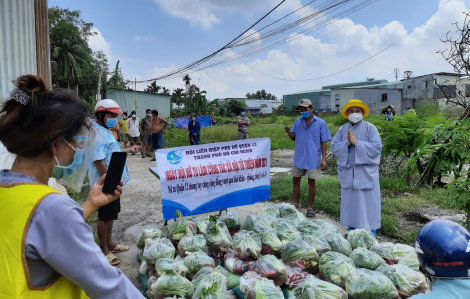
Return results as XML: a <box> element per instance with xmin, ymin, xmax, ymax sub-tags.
<box><xmin>284</xmin><ymin>99</ymin><xmax>332</xmax><ymax>217</ymax></box>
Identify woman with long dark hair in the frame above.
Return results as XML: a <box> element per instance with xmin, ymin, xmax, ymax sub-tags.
<box><xmin>0</xmin><ymin>75</ymin><xmax>144</xmax><ymax>298</ymax></box>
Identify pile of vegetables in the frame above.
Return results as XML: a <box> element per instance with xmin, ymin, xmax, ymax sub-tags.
<box><xmin>135</xmin><ymin>208</ymin><xmax>430</xmax><ymax>299</ymax></box>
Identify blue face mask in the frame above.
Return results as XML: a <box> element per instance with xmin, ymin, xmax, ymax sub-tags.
<box><xmin>147</xmin><ymin>114</ymin><xmax>152</xmax><ymax>117</ymax></box>
<box><xmin>192</xmin><ymin>118</ymin><xmax>196</xmax><ymax>121</ymax></box>
<box><xmin>105</xmin><ymin>118</ymin><xmax>117</xmax><ymax>128</ymax></box>
<box><xmin>241</xmin><ymin>112</ymin><xmax>245</xmax><ymax>116</ymax></box>
<box><xmin>301</xmin><ymin>111</ymin><xmax>311</xmax><ymax>118</ymax></box>
<box><xmin>50</xmin><ymin>139</ymin><xmax>84</xmax><ymax>179</ymax></box>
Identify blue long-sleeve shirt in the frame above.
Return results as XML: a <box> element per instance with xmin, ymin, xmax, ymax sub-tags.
<box><xmin>188</xmin><ymin>120</ymin><xmax>201</xmax><ymax>135</ymax></box>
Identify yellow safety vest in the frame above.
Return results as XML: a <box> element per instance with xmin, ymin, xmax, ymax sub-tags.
<box><xmin>0</xmin><ymin>183</ymin><xmax>89</xmax><ymax>299</ymax></box>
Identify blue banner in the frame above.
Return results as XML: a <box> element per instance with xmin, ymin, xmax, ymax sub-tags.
<box><xmin>175</xmin><ymin>116</ymin><xmax>212</xmax><ymax>129</ymax></box>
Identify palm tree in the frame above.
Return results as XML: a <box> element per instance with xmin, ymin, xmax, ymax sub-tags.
<box><xmin>52</xmin><ymin>38</ymin><xmax>88</xmax><ymax>89</ymax></box>
<box><xmin>183</xmin><ymin>75</ymin><xmax>192</xmax><ymax>107</ymax></box>
<box><xmin>161</xmin><ymin>87</ymin><xmax>170</xmax><ymax>95</ymax></box>
<box><xmin>144</xmin><ymin>81</ymin><xmax>161</xmax><ymax>93</ymax></box>
<box><xmin>171</xmin><ymin>88</ymin><xmax>185</xmax><ymax>109</ymax></box>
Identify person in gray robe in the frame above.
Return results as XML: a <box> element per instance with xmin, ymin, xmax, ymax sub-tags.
<box><xmin>330</xmin><ymin>99</ymin><xmax>382</xmax><ymax>235</ymax></box>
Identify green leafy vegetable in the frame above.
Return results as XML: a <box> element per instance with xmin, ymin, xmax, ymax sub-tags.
<box><xmin>219</xmin><ymin>211</ymin><xmax>241</xmax><ymax>232</ymax></box>
<box><xmin>233</xmin><ymin>230</ymin><xmax>262</xmax><ymax>260</ymax></box>
<box><xmin>177</xmin><ymin>234</ymin><xmax>208</xmax><ymax>257</ymax></box>
<box><xmin>206</xmin><ymin>217</ymin><xmax>233</xmax><ymax>254</ymax></box>
<box><xmin>245</xmin><ymin>278</ymin><xmax>284</xmax><ymax>299</ymax></box>
<box><xmin>155</xmin><ymin>257</ymin><xmax>188</xmax><ymax>277</ymax></box>
<box><xmin>192</xmin><ymin>215</ymin><xmax>211</xmax><ymax>235</ymax></box>
<box><xmin>168</xmin><ymin>210</ymin><xmax>194</xmax><ymax>242</ymax></box>
<box><xmin>275</xmin><ymin>218</ymin><xmax>302</xmax><ymax>246</ymax></box>
<box><xmin>192</xmin><ymin>268</ymin><xmax>229</xmax><ymax>298</ymax></box>
<box><xmin>257</xmin><ymin>203</ymin><xmax>281</xmax><ymax>218</ymax></box>
<box><xmin>183</xmin><ymin>251</ymin><xmax>215</xmax><ymax>278</ymax></box>
<box><xmin>136</xmin><ymin>226</ymin><xmax>162</xmax><ymax>249</ymax></box>
<box><xmin>398</xmin><ymin>250</ymin><xmax>420</xmax><ymax>271</ymax></box>
<box><xmin>297</xmin><ymin>220</ymin><xmax>323</xmax><ymax>235</ymax></box>
<box><xmin>151</xmin><ymin>269</ymin><xmax>194</xmax><ymax>297</ymax></box>
<box><xmin>319</xmin><ymin>251</ymin><xmax>355</xmax><ymax>287</ymax></box>
<box><xmin>281</xmin><ymin>237</ymin><xmax>319</xmax><ymax>272</ymax></box>
<box><xmin>143</xmin><ymin>238</ymin><xmax>176</xmax><ymax>264</ymax></box>
<box><xmin>255</xmin><ymin>255</ymin><xmax>287</xmax><ymax>286</ymax></box>
<box><xmin>276</xmin><ymin>203</ymin><xmax>306</xmax><ymax>227</ymax></box>
<box><xmin>370</xmin><ymin>242</ymin><xmax>414</xmax><ymax>262</ymax></box>
<box><xmin>349</xmin><ymin>247</ymin><xmax>386</xmax><ymax>270</ymax></box>
<box><xmin>345</xmin><ymin>268</ymin><xmax>398</xmax><ymax>299</ymax></box>
<box><xmin>376</xmin><ymin>264</ymin><xmax>427</xmax><ymax>297</ymax></box>
<box><xmin>257</xmin><ymin>227</ymin><xmax>284</xmax><ymax>256</ymax></box>
<box><xmin>347</xmin><ymin>229</ymin><xmax>378</xmax><ymax>250</ymax></box>
<box><xmin>318</xmin><ymin>231</ymin><xmax>352</xmax><ymax>256</ymax></box>
<box><xmin>294</xmin><ymin>275</ymin><xmax>348</xmax><ymax>299</ymax></box>
<box><xmin>191</xmin><ymin>266</ymin><xmax>229</xmax><ymax>288</ymax></box>
<box><xmin>302</xmin><ymin>235</ymin><xmax>331</xmax><ymax>256</ymax></box>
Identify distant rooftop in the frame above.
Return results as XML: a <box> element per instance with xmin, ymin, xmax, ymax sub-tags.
<box><xmin>402</xmin><ymin>72</ymin><xmax>461</xmax><ymax>80</ymax></box>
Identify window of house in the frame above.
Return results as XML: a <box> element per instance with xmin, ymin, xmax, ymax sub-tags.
<box><xmin>381</xmin><ymin>94</ymin><xmax>388</xmax><ymax>102</ymax></box>
<box><xmin>407</xmin><ymin>85</ymin><xmax>412</xmax><ymax>89</ymax></box>
<box><xmin>335</xmin><ymin>94</ymin><xmax>340</xmax><ymax>107</ymax></box>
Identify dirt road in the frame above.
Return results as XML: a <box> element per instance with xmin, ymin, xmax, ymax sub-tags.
<box><xmin>111</xmin><ymin>150</ymin><xmax>345</xmax><ymax>288</ymax></box>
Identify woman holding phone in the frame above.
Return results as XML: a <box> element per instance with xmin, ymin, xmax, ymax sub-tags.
<box><xmin>0</xmin><ymin>75</ymin><xmax>144</xmax><ymax>298</ymax></box>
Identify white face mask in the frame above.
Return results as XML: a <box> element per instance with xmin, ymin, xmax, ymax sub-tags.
<box><xmin>348</xmin><ymin>113</ymin><xmax>363</xmax><ymax>123</ymax></box>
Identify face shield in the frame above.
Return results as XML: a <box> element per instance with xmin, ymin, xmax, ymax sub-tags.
<box><xmin>62</xmin><ymin>126</ymin><xmax>96</xmax><ymax>193</ymax></box>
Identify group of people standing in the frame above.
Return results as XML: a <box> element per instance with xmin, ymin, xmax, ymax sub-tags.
<box><xmin>117</xmin><ymin>109</ymin><xmax>169</xmax><ymax>161</ymax></box>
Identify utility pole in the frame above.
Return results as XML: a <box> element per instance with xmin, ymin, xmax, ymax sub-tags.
<box><xmin>134</xmin><ymin>77</ymin><xmax>137</xmax><ymax>111</ymax></box>
<box><xmin>394</xmin><ymin>68</ymin><xmax>400</xmax><ymax>82</ymax></box>
<box><xmin>96</xmin><ymin>71</ymin><xmax>102</xmax><ymax>102</ymax></box>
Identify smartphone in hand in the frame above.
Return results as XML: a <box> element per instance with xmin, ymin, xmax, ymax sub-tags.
<box><xmin>102</xmin><ymin>152</ymin><xmax>127</xmax><ymax>194</ymax></box>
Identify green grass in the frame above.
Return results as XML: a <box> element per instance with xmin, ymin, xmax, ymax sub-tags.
<box><xmin>269</xmin><ymin>174</ymin><xmax>459</xmax><ymax>244</ymax></box>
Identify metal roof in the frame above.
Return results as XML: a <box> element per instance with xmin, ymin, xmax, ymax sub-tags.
<box><xmin>402</xmin><ymin>72</ymin><xmax>461</xmax><ymax>80</ymax></box>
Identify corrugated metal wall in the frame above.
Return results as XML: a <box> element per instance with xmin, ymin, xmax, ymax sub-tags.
<box><xmin>283</xmin><ymin>92</ymin><xmax>320</xmax><ymax>111</ymax></box>
<box><xmin>0</xmin><ymin>0</ymin><xmax>37</xmax><ymax>100</ymax></box>
<box><xmin>107</xmin><ymin>89</ymin><xmax>171</xmax><ymax>118</ymax></box>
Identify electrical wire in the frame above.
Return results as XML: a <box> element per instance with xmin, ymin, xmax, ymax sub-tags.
<box><xmin>235</xmin><ymin>0</ymin><xmax>451</xmax><ymax>81</ymax></box>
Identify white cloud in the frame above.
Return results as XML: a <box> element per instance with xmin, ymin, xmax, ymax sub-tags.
<box><xmin>133</xmin><ymin>0</ymin><xmax>469</xmax><ymax>100</ymax></box>
<box><xmin>88</xmin><ymin>27</ymin><xmax>112</xmax><ymax>61</ymax></box>
<box><xmin>133</xmin><ymin>35</ymin><xmax>154</xmax><ymax>41</ymax></box>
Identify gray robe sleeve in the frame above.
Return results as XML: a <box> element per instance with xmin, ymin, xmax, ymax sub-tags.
<box><xmin>354</xmin><ymin>124</ymin><xmax>382</xmax><ymax>166</ymax></box>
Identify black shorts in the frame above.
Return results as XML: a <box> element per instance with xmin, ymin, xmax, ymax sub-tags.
<box><xmin>98</xmin><ymin>198</ymin><xmax>121</xmax><ymax>221</ymax></box>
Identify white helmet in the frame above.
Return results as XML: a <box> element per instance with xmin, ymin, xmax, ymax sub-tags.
<box><xmin>94</xmin><ymin>99</ymin><xmax>123</xmax><ymax>114</ymax></box>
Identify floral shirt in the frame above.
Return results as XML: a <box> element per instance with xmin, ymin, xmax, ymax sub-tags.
<box><xmin>88</xmin><ymin>121</ymin><xmax>130</xmax><ymax>186</ymax></box>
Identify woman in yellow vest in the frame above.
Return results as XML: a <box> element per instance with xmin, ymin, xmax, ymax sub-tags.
<box><xmin>0</xmin><ymin>75</ymin><xmax>144</xmax><ymax>298</ymax></box>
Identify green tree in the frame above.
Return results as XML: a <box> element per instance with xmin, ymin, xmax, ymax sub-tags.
<box><xmin>171</xmin><ymin>88</ymin><xmax>185</xmax><ymax>109</ymax></box>
<box><xmin>144</xmin><ymin>81</ymin><xmax>161</xmax><ymax>93</ymax></box>
<box><xmin>161</xmin><ymin>87</ymin><xmax>170</xmax><ymax>95</ymax></box>
<box><xmin>52</xmin><ymin>37</ymin><xmax>88</xmax><ymax>89</ymax></box>
<box><xmin>246</xmin><ymin>89</ymin><xmax>277</xmax><ymax>100</ymax></box>
<box><xmin>227</xmin><ymin>99</ymin><xmax>247</xmax><ymax>116</ymax></box>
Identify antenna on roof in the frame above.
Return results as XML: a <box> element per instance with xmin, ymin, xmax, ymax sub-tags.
<box><xmin>394</xmin><ymin>68</ymin><xmax>400</xmax><ymax>81</ymax></box>
<box><xmin>404</xmin><ymin>71</ymin><xmax>413</xmax><ymax>79</ymax></box>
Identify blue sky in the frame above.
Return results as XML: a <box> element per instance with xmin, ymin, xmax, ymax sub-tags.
<box><xmin>49</xmin><ymin>0</ymin><xmax>469</xmax><ymax>100</ymax></box>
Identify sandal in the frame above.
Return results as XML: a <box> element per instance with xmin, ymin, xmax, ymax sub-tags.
<box><xmin>106</xmin><ymin>253</ymin><xmax>120</xmax><ymax>266</ymax></box>
<box><xmin>306</xmin><ymin>209</ymin><xmax>316</xmax><ymax>218</ymax></box>
<box><xmin>110</xmin><ymin>244</ymin><xmax>130</xmax><ymax>253</ymax></box>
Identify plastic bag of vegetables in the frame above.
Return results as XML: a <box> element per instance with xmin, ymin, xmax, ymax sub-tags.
<box><xmin>241</xmin><ymin>215</ymin><xmax>258</xmax><ymax>231</ymax></box>
<box><xmin>151</xmin><ymin>269</ymin><xmax>194</xmax><ymax>299</ymax></box>
<box><xmin>275</xmin><ymin>218</ymin><xmax>302</xmax><ymax>246</ymax></box>
<box><xmin>192</xmin><ymin>268</ymin><xmax>229</xmax><ymax>299</ymax></box>
<box><xmin>349</xmin><ymin>247</ymin><xmax>386</xmax><ymax>270</ymax></box>
<box><xmin>245</xmin><ymin>278</ymin><xmax>284</xmax><ymax>299</ymax></box>
<box><xmin>139</xmin><ymin>260</ymin><xmax>148</xmax><ymax>275</ymax></box>
<box><xmin>219</xmin><ymin>211</ymin><xmax>241</xmax><ymax>235</ymax></box>
<box><xmin>297</xmin><ymin>220</ymin><xmax>323</xmax><ymax>236</ymax></box>
<box><xmin>155</xmin><ymin>257</ymin><xmax>188</xmax><ymax>277</ymax></box>
<box><xmin>311</xmin><ymin>219</ymin><xmax>338</xmax><ymax>232</ymax></box>
<box><xmin>284</xmin><ymin>266</ymin><xmax>309</xmax><ymax>289</ymax></box>
<box><xmin>191</xmin><ymin>266</ymin><xmax>229</xmax><ymax>288</ymax></box>
<box><xmin>345</xmin><ymin>268</ymin><xmax>399</xmax><ymax>299</ymax></box>
<box><xmin>136</xmin><ymin>226</ymin><xmax>163</xmax><ymax>249</ymax></box>
<box><xmin>254</xmin><ymin>254</ymin><xmax>287</xmax><ymax>286</ymax></box>
<box><xmin>206</xmin><ymin>216</ymin><xmax>233</xmax><ymax>255</ymax></box>
<box><xmin>148</xmin><ymin>276</ymin><xmax>158</xmax><ymax>298</ymax></box>
<box><xmin>143</xmin><ymin>238</ymin><xmax>176</xmax><ymax>264</ymax></box>
<box><xmin>398</xmin><ymin>250</ymin><xmax>420</xmax><ymax>272</ymax></box>
<box><xmin>302</xmin><ymin>235</ymin><xmax>331</xmax><ymax>256</ymax></box>
<box><xmin>177</xmin><ymin>234</ymin><xmax>208</xmax><ymax>257</ymax></box>
<box><xmin>184</xmin><ymin>251</ymin><xmax>215</xmax><ymax>280</ymax></box>
<box><xmin>239</xmin><ymin>271</ymin><xmax>262</xmax><ymax>293</ymax></box>
<box><xmin>319</xmin><ymin>251</ymin><xmax>356</xmax><ymax>287</ymax></box>
<box><xmin>318</xmin><ymin>231</ymin><xmax>352</xmax><ymax>256</ymax></box>
<box><xmin>276</xmin><ymin>203</ymin><xmax>306</xmax><ymax>227</ymax></box>
<box><xmin>281</xmin><ymin>237</ymin><xmax>319</xmax><ymax>273</ymax></box>
<box><xmin>346</xmin><ymin>229</ymin><xmax>378</xmax><ymax>250</ymax></box>
<box><xmin>257</xmin><ymin>203</ymin><xmax>280</xmax><ymax>218</ymax></box>
<box><xmin>168</xmin><ymin>210</ymin><xmax>197</xmax><ymax>243</ymax></box>
<box><xmin>257</xmin><ymin>227</ymin><xmax>284</xmax><ymax>257</ymax></box>
<box><xmin>293</xmin><ymin>274</ymin><xmax>348</xmax><ymax>299</ymax></box>
<box><xmin>224</xmin><ymin>250</ymin><xmax>250</xmax><ymax>274</ymax></box>
<box><xmin>370</xmin><ymin>243</ymin><xmax>414</xmax><ymax>264</ymax></box>
<box><xmin>233</xmin><ymin>230</ymin><xmax>262</xmax><ymax>260</ymax></box>
<box><xmin>376</xmin><ymin>264</ymin><xmax>427</xmax><ymax>297</ymax></box>
<box><xmin>192</xmin><ymin>215</ymin><xmax>211</xmax><ymax>235</ymax></box>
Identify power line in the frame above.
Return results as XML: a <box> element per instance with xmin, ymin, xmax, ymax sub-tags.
<box><xmin>237</xmin><ymin>0</ymin><xmax>451</xmax><ymax>81</ymax></box>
